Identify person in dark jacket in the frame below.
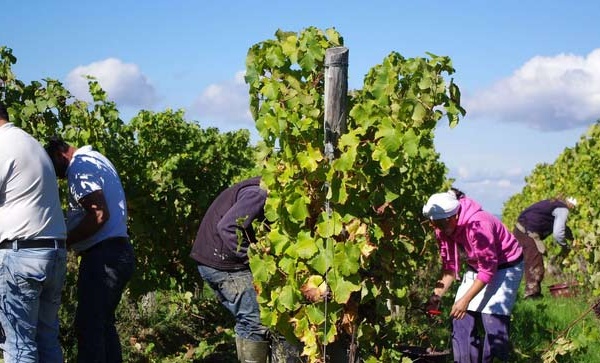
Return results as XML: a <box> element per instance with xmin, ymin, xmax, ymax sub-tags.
<box><xmin>190</xmin><ymin>177</ymin><xmax>270</xmax><ymax>362</ymax></box>
<box><xmin>513</xmin><ymin>196</ymin><xmax>577</xmax><ymax>299</ymax></box>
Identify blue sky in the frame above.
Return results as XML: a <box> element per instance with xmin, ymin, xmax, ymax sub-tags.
<box><xmin>3</xmin><ymin>1</ymin><xmax>599</xmax><ymax>215</ymax></box>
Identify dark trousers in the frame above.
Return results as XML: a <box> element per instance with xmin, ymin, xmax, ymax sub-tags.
<box><xmin>452</xmin><ymin>312</ymin><xmax>511</xmax><ymax>363</ymax></box>
<box><xmin>513</xmin><ymin>227</ymin><xmax>544</xmax><ymax>297</ymax></box>
<box><xmin>75</xmin><ymin>238</ymin><xmax>135</xmax><ymax>363</ymax></box>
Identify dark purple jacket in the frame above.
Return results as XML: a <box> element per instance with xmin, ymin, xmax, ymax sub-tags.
<box><xmin>190</xmin><ymin>177</ymin><xmax>266</xmax><ymax>271</ymax></box>
<box><xmin>517</xmin><ymin>199</ymin><xmax>568</xmax><ymax>240</ymax></box>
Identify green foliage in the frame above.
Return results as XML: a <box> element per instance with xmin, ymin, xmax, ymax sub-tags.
<box><xmin>502</xmin><ymin>121</ymin><xmax>600</xmax><ymax>361</ymax></box>
<box><xmin>117</xmin><ymin>289</ymin><xmax>238</xmax><ymax>363</ymax></box>
<box><xmin>0</xmin><ymin>45</ymin><xmax>258</xmax><ymax>297</ymax></box>
<box><xmin>246</xmin><ymin>27</ymin><xmax>465</xmax><ymax>361</ymax></box>
<box><xmin>502</xmin><ymin>121</ymin><xmax>600</xmax><ymax>294</ymax></box>
<box><xmin>123</xmin><ymin>109</ymin><xmax>256</xmax><ymax>293</ymax></box>
<box><xmin>511</xmin><ymin>292</ymin><xmax>600</xmax><ymax>362</ymax></box>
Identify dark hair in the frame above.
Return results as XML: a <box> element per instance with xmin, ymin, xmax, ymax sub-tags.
<box><xmin>44</xmin><ymin>135</ymin><xmax>69</xmax><ymax>156</ymax></box>
<box><xmin>450</xmin><ymin>187</ymin><xmax>466</xmax><ymax>199</ymax></box>
<box><xmin>0</xmin><ymin>101</ymin><xmax>8</xmax><ymax>121</ymax></box>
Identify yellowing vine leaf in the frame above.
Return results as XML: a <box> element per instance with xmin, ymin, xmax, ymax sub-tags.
<box><xmin>300</xmin><ymin>275</ymin><xmax>329</xmax><ymax>303</ymax></box>
<box><xmin>360</xmin><ymin>241</ymin><xmax>377</xmax><ymax>258</ymax></box>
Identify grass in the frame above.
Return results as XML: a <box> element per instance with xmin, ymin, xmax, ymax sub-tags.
<box><xmin>398</xmin><ymin>276</ymin><xmax>600</xmax><ymax>363</ymax></box>
<box><xmin>510</xmin><ymin>281</ymin><xmax>600</xmax><ymax>362</ymax></box>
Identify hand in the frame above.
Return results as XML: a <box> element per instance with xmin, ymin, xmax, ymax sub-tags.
<box><xmin>424</xmin><ymin>294</ymin><xmax>441</xmax><ymax>314</ymax></box>
<box><xmin>558</xmin><ymin>244</ymin><xmax>571</xmax><ymax>258</ymax></box>
<box><xmin>450</xmin><ymin>297</ymin><xmax>469</xmax><ymax>320</ymax></box>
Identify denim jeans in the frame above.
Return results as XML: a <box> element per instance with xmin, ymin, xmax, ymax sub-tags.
<box><xmin>75</xmin><ymin>238</ymin><xmax>135</xmax><ymax>363</ymax></box>
<box><xmin>0</xmin><ymin>247</ymin><xmax>67</xmax><ymax>363</ymax></box>
<box><xmin>197</xmin><ymin>264</ymin><xmax>267</xmax><ymax>341</ymax></box>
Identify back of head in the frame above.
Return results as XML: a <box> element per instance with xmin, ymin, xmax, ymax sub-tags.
<box><xmin>450</xmin><ymin>187</ymin><xmax>466</xmax><ymax>200</ymax></box>
<box><xmin>0</xmin><ymin>101</ymin><xmax>9</xmax><ymax>123</ymax></box>
<box><xmin>44</xmin><ymin>136</ymin><xmax>69</xmax><ymax>156</ymax></box>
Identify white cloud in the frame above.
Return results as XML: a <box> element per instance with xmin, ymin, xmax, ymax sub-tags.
<box><xmin>190</xmin><ymin>70</ymin><xmax>253</xmax><ymax>130</ymax></box>
<box><xmin>457</xmin><ymin>166</ymin><xmax>470</xmax><ymax>179</ymax></box>
<box><xmin>66</xmin><ymin>58</ymin><xmax>158</xmax><ymax>108</ymax></box>
<box><xmin>465</xmin><ymin>49</ymin><xmax>600</xmax><ymax>131</ymax></box>
<box><xmin>454</xmin><ymin>178</ymin><xmax>524</xmax><ymax>216</ymax></box>
<box><xmin>449</xmin><ymin>165</ymin><xmax>525</xmax><ymax>185</ymax></box>
<box><xmin>446</xmin><ymin>165</ymin><xmax>527</xmax><ymax>215</ymax></box>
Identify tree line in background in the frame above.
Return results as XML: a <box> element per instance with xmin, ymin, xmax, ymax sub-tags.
<box><xmin>1</xmin><ymin>43</ymin><xmax>261</xmax><ymax>361</ymax></box>
<box><xmin>0</xmin><ymin>45</ymin><xmax>258</xmax><ymax>297</ymax></box>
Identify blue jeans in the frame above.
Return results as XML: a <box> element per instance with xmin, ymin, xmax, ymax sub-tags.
<box><xmin>0</xmin><ymin>247</ymin><xmax>67</xmax><ymax>363</ymax></box>
<box><xmin>75</xmin><ymin>238</ymin><xmax>135</xmax><ymax>363</ymax></box>
<box><xmin>197</xmin><ymin>265</ymin><xmax>267</xmax><ymax>341</ymax></box>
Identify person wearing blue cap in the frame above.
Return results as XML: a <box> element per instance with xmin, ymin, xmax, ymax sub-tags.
<box><xmin>513</xmin><ymin>196</ymin><xmax>577</xmax><ymax>299</ymax></box>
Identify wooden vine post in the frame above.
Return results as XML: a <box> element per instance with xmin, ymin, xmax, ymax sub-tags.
<box><xmin>323</xmin><ymin>46</ymin><xmax>355</xmax><ymax>362</ymax></box>
<box><xmin>324</xmin><ymin>46</ymin><xmax>349</xmax><ymax>159</ymax></box>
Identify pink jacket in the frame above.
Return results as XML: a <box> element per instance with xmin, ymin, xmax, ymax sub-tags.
<box><xmin>435</xmin><ymin>196</ymin><xmax>523</xmax><ymax>284</ymax></box>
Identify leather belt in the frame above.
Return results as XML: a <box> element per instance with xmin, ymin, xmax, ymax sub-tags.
<box><xmin>498</xmin><ymin>254</ymin><xmax>524</xmax><ymax>269</ymax></box>
<box><xmin>0</xmin><ymin>239</ymin><xmax>66</xmax><ymax>250</ymax></box>
<box><xmin>467</xmin><ymin>254</ymin><xmax>524</xmax><ymax>273</ymax></box>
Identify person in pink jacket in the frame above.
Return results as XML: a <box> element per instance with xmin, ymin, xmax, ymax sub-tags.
<box><xmin>423</xmin><ymin>188</ymin><xmax>524</xmax><ymax>363</ymax></box>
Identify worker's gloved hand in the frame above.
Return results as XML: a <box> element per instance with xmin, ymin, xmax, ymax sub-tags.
<box><xmin>565</xmin><ymin>226</ymin><xmax>574</xmax><ymax>241</ymax></box>
<box><xmin>424</xmin><ymin>294</ymin><xmax>441</xmax><ymax>315</ymax></box>
<box><xmin>558</xmin><ymin>243</ymin><xmax>571</xmax><ymax>258</ymax></box>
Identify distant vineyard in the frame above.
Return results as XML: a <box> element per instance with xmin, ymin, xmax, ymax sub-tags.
<box><xmin>502</xmin><ymin>121</ymin><xmax>600</xmax><ymax>292</ymax></box>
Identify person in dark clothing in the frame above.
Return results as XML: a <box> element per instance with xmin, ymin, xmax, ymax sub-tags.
<box><xmin>190</xmin><ymin>177</ymin><xmax>270</xmax><ymax>362</ymax></box>
<box><xmin>513</xmin><ymin>196</ymin><xmax>577</xmax><ymax>299</ymax></box>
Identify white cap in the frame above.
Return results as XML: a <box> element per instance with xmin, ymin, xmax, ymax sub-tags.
<box><xmin>423</xmin><ymin>191</ymin><xmax>460</xmax><ymax>220</ymax></box>
<box><xmin>566</xmin><ymin>197</ymin><xmax>577</xmax><ymax>206</ymax></box>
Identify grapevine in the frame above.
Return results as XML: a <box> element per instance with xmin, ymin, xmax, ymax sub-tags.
<box><xmin>246</xmin><ymin>27</ymin><xmax>465</xmax><ymax>361</ymax></box>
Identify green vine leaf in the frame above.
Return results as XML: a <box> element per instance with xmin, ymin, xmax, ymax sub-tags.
<box><xmin>250</xmin><ymin>253</ymin><xmax>277</xmax><ymax>282</ymax></box>
<box><xmin>328</xmin><ymin>272</ymin><xmax>361</xmax><ymax>304</ymax></box>
<box><xmin>334</xmin><ymin>242</ymin><xmax>361</xmax><ymax>276</ymax></box>
<box><xmin>295</xmin><ymin>232</ymin><xmax>319</xmax><ymax>259</ymax></box>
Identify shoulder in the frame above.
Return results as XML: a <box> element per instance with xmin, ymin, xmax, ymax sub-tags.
<box><xmin>238</xmin><ymin>185</ymin><xmax>267</xmax><ymax>201</ymax></box>
<box><xmin>465</xmin><ymin>212</ymin><xmax>498</xmax><ymax>234</ymax></box>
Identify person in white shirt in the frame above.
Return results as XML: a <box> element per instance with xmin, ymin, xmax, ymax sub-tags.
<box><xmin>45</xmin><ymin>136</ymin><xmax>135</xmax><ymax>363</ymax></box>
<box><xmin>0</xmin><ymin>101</ymin><xmax>67</xmax><ymax>363</ymax></box>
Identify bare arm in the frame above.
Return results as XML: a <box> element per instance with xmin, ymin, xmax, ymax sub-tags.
<box><xmin>434</xmin><ymin>270</ymin><xmax>456</xmax><ymax>297</ymax></box>
<box><xmin>67</xmin><ymin>190</ymin><xmax>110</xmax><ymax>247</ymax></box>
<box><xmin>425</xmin><ymin>271</ymin><xmax>456</xmax><ymax>313</ymax></box>
<box><xmin>451</xmin><ymin>279</ymin><xmax>486</xmax><ymax>320</ymax></box>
